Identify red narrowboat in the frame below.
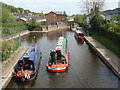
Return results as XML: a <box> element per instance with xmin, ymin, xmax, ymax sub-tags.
<box><xmin>74</xmin><ymin>30</ymin><xmax>84</xmax><ymax>41</ymax></box>
<box><xmin>46</xmin><ymin>37</ymin><xmax>68</xmax><ymax>72</ymax></box>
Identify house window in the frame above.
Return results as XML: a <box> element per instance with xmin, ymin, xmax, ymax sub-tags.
<box><xmin>54</xmin><ymin>14</ymin><xmax>56</xmax><ymax>18</ymax></box>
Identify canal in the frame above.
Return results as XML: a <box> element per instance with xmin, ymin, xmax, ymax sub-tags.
<box><xmin>7</xmin><ymin>30</ymin><xmax>118</xmax><ymax>88</ymax></box>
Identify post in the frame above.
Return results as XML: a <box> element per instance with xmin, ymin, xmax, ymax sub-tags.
<box><xmin>19</xmin><ymin>34</ymin><xmax>21</xmax><ymax>46</ymax></box>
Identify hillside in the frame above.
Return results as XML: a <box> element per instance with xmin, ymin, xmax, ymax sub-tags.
<box><xmin>1</xmin><ymin>1</ymin><xmax>43</xmax><ymax>15</ymax></box>
<box><xmin>104</xmin><ymin>8</ymin><xmax>120</xmax><ymax>15</ymax></box>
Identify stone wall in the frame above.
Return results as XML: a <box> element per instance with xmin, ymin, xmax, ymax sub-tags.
<box><xmin>42</xmin><ymin>24</ymin><xmax>68</xmax><ymax>31</ymax></box>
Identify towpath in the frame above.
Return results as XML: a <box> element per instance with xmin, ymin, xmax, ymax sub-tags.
<box><xmin>0</xmin><ymin>46</ymin><xmax>27</xmax><ymax>89</ymax></box>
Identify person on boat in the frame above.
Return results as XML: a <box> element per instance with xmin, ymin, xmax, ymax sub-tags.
<box><xmin>56</xmin><ymin>50</ymin><xmax>62</xmax><ymax>60</ymax></box>
<box><xmin>49</xmin><ymin>50</ymin><xmax>56</xmax><ymax>66</ymax></box>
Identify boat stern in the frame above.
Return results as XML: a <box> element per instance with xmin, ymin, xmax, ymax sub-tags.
<box><xmin>46</xmin><ymin>64</ymin><xmax>68</xmax><ymax>72</ymax></box>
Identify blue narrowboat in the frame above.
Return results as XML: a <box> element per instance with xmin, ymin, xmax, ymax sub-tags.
<box><xmin>13</xmin><ymin>45</ymin><xmax>42</xmax><ymax>81</ymax></box>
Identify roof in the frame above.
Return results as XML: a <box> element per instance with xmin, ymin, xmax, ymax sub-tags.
<box><xmin>19</xmin><ymin>45</ymin><xmax>40</xmax><ymax>62</ymax></box>
<box><xmin>20</xmin><ymin>17</ymin><xmax>27</xmax><ymax>21</ymax></box>
<box><xmin>75</xmin><ymin>30</ymin><xmax>83</xmax><ymax>34</ymax></box>
<box><xmin>56</xmin><ymin>37</ymin><xmax>67</xmax><ymax>55</ymax></box>
<box><xmin>46</xmin><ymin>11</ymin><xmax>64</xmax><ymax>15</ymax></box>
<box><xmin>34</xmin><ymin>15</ymin><xmax>46</xmax><ymax>19</ymax></box>
<box><xmin>54</xmin><ymin>11</ymin><xmax>63</xmax><ymax>15</ymax></box>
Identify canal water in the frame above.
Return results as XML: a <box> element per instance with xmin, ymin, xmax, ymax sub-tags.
<box><xmin>7</xmin><ymin>30</ymin><xmax>118</xmax><ymax>88</ymax></box>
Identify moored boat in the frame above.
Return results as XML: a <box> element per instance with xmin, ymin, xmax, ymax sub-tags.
<box><xmin>74</xmin><ymin>30</ymin><xmax>84</xmax><ymax>41</ymax></box>
<box><xmin>13</xmin><ymin>44</ymin><xmax>42</xmax><ymax>81</ymax></box>
<box><xmin>46</xmin><ymin>37</ymin><xmax>68</xmax><ymax>72</ymax></box>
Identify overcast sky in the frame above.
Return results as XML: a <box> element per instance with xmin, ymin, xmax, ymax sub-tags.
<box><xmin>1</xmin><ymin>0</ymin><xmax>120</xmax><ymax>15</ymax></box>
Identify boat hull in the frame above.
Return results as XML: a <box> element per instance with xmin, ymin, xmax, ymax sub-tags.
<box><xmin>46</xmin><ymin>65</ymin><xmax>68</xmax><ymax>72</ymax></box>
<box><xmin>14</xmin><ymin>72</ymin><xmax>36</xmax><ymax>82</ymax></box>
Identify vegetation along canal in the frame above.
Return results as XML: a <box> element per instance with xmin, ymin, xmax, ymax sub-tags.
<box><xmin>7</xmin><ymin>30</ymin><xmax>118</xmax><ymax>88</ymax></box>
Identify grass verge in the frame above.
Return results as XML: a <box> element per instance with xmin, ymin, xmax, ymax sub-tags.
<box><xmin>90</xmin><ymin>32</ymin><xmax>119</xmax><ymax>58</ymax></box>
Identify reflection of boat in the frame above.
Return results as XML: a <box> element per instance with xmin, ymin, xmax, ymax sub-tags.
<box><xmin>76</xmin><ymin>39</ymin><xmax>84</xmax><ymax>45</ymax></box>
<box><xmin>46</xmin><ymin>37</ymin><xmax>68</xmax><ymax>72</ymax></box>
<box><xmin>74</xmin><ymin>30</ymin><xmax>84</xmax><ymax>41</ymax></box>
<box><xmin>13</xmin><ymin>45</ymin><xmax>42</xmax><ymax>81</ymax></box>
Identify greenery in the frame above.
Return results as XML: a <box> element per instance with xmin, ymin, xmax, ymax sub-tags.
<box><xmin>2</xmin><ymin>39</ymin><xmax>19</xmax><ymax>61</ymax></box>
<box><xmin>26</xmin><ymin>18</ymin><xmax>40</xmax><ymax>31</ymax></box>
<box><xmin>1</xmin><ymin>2</ymin><xmax>44</xmax><ymax>16</ymax></box>
<box><xmin>2</xmin><ymin>2</ymin><xmax>31</xmax><ymax>15</ymax></box>
<box><xmin>89</xmin><ymin>31</ymin><xmax>120</xmax><ymax>57</ymax></box>
<box><xmin>2</xmin><ymin>8</ymin><xmax>27</xmax><ymax>37</ymax></box>
<box><xmin>104</xmin><ymin>8</ymin><xmax>120</xmax><ymax>15</ymax></box>
<box><xmin>111</xmin><ymin>15</ymin><xmax>120</xmax><ymax>21</ymax></box>
<box><xmin>1</xmin><ymin>4</ymin><xmax>27</xmax><ymax>61</ymax></box>
<box><xmin>83</xmin><ymin>9</ymin><xmax>120</xmax><ymax>57</ymax></box>
<box><xmin>74</xmin><ymin>14</ymin><xmax>84</xmax><ymax>25</ymax></box>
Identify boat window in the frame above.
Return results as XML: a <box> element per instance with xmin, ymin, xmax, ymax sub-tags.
<box><xmin>78</xmin><ymin>33</ymin><xmax>83</xmax><ymax>37</ymax></box>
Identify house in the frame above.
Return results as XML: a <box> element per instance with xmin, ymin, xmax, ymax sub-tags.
<box><xmin>105</xmin><ymin>15</ymin><xmax>111</xmax><ymax>20</ymax></box>
<box><xmin>45</xmin><ymin>11</ymin><xmax>67</xmax><ymax>25</ymax></box>
<box><xmin>16</xmin><ymin>17</ymin><xmax>27</xmax><ymax>23</ymax></box>
<box><xmin>35</xmin><ymin>15</ymin><xmax>46</xmax><ymax>24</ymax></box>
<box><xmin>67</xmin><ymin>16</ymin><xmax>74</xmax><ymax>21</ymax></box>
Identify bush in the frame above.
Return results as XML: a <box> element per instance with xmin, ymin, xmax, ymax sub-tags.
<box><xmin>2</xmin><ymin>40</ymin><xmax>19</xmax><ymax>61</ymax></box>
<box><xmin>26</xmin><ymin>18</ymin><xmax>39</xmax><ymax>31</ymax></box>
<box><xmin>2</xmin><ymin>8</ymin><xmax>27</xmax><ymax>37</ymax></box>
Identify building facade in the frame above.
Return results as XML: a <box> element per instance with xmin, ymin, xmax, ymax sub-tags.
<box><xmin>45</xmin><ymin>11</ymin><xmax>67</xmax><ymax>25</ymax></box>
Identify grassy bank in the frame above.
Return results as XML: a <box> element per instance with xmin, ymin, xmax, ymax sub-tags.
<box><xmin>2</xmin><ymin>39</ymin><xmax>20</xmax><ymax>61</ymax></box>
<box><xmin>89</xmin><ymin>31</ymin><xmax>119</xmax><ymax>58</ymax></box>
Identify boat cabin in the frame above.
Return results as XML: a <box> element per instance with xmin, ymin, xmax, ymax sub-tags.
<box><xmin>74</xmin><ymin>30</ymin><xmax>84</xmax><ymax>41</ymax></box>
<box><xmin>17</xmin><ymin>56</ymin><xmax>35</xmax><ymax>71</ymax></box>
<box><xmin>75</xmin><ymin>30</ymin><xmax>84</xmax><ymax>37</ymax></box>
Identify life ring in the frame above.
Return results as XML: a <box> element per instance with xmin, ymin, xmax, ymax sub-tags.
<box><xmin>16</xmin><ymin>71</ymin><xmax>24</xmax><ymax>77</ymax></box>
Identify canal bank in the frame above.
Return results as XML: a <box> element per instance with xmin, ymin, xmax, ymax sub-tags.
<box><xmin>3</xmin><ymin>31</ymin><xmax>30</xmax><ymax>41</ymax></box>
<box><xmin>30</xmin><ymin>25</ymin><xmax>69</xmax><ymax>33</ymax></box>
<box><xmin>85</xmin><ymin>36</ymin><xmax>120</xmax><ymax>79</ymax></box>
<box><xmin>3</xmin><ymin>25</ymin><xmax>69</xmax><ymax>41</ymax></box>
<box><xmin>0</xmin><ymin>46</ymin><xmax>27</xmax><ymax>89</ymax></box>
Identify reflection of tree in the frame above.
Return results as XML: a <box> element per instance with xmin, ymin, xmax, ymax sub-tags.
<box><xmin>47</xmin><ymin>30</ymin><xmax>67</xmax><ymax>41</ymax></box>
<box><xmin>21</xmin><ymin>33</ymin><xmax>43</xmax><ymax>45</ymax></box>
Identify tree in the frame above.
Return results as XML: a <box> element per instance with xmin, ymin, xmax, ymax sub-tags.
<box><xmin>90</xmin><ymin>13</ymin><xmax>105</xmax><ymax>30</ymax></box>
<box><xmin>74</xmin><ymin>14</ymin><xmax>83</xmax><ymax>24</ymax></box>
<box><xmin>81</xmin><ymin>0</ymin><xmax>105</xmax><ymax>14</ymax></box>
<box><xmin>26</xmin><ymin>18</ymin><xmax>39</xmax><ymax>31</ymax></box>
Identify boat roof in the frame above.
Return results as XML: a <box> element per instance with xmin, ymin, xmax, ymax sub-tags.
<box><xmin>75</xmin><ymin>30</ymin><xmax>83</xmax><ymax>34</ymax></box>
<box><xmin>19</xmin><ymin>45</ymin><xmax>39</xmax><ymax>62</ymax></box>
<box><xmin>56</xmin><ymin>37</ymin><xmax>67</xmax><ymax>55</ymax></box>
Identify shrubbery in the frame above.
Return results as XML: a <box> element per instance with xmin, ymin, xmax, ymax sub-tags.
<box><xmin>2</xmin><ymin>8</ymin><xmax>27</xmax><ymax>37</ymax></box>
<box><xmin>26</xmin><ymin>18</ymin><xmax>40</xmax><ymax>31</ymax></box>
<box><xmin>2</xmin><ymin>40</ymin><xmax>19</xmax><ymax>61</ymax></box>
<box><xmin>87</xmin><ymin>13</ymin><xmax>120</xmax><ymax>57</ymax></box>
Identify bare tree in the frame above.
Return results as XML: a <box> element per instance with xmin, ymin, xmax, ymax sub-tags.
<box><xmin>81</xmin><ymin>0</ymin><xmax>105</xmax><ymax>14</ymax></box>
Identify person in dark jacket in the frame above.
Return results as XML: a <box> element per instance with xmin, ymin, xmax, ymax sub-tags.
<box><xmin>49</xmin><ymin>50</ymin><xmax>56</xmax><ymax>66</ymax></box>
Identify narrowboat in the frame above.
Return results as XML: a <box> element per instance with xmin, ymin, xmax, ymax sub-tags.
<box><xmin>46</xmin><ymin>37</ymin><xmax>68</xmax><ymax>72</ymax></box>
<box><xmin>74</xmin><ymin>30</ymin><xmax>84</xmax><ymax>41</ymax></box>
<box><xmin>13</xmin><ymin>45</ymin><xmax>42</xmax><ymax>81</ymax></box>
